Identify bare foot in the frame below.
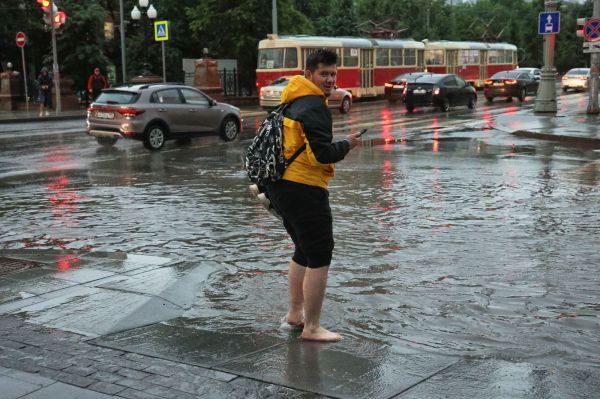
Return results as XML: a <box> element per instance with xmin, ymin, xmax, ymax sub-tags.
<box><xmin>286</xmin><ymin>312</ymin><xmax>304</xmax><ymax>327</ymax></box>
<box><xmin>301</xmin><ymin>326</ymin><xmax>343</xmax><ymax>342</ymax></box>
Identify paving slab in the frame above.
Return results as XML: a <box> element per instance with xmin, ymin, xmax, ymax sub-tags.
<box><xmin>218</xmin><ymin>338</ymin><xmax>456</xmax><ymax>399</ymax></box>
<box><xmin>395</xmin><ymin>358</ymin><xmax>600</xmax><ymax>399</ymax></box>
<box><xmin>90</xmin><ymin>322</ymin><xmax>287</xmax><ymax>368</ymax></box>
<box><xmin>0</xmin><ymin>374</ymin><xmax>42</xmax><ymax>399</ymax></box>
<box><xmin>19</xmin><ymin>381</ymin><xmax>114</xmax><ymax>399</ymax></box>
<box><xmin>13</xmin><ymin>288</ymin><xmax>183</xmax><ymax>336</ymax></box>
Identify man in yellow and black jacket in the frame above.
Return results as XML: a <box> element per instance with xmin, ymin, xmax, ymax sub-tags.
<box><xmin>265</xmin><ymin>49</ymin><xmax>362</xmax><ymax>342</ymax></box>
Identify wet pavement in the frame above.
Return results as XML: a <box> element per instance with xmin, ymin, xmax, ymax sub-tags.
<box><xmin>0</xmin><ymin>92</ymin><xmax>599</xmax><ymax>398</ymax></box>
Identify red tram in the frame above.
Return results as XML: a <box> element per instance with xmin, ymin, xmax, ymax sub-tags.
<box><xmin>256</xmin><ymin>35</ymin><xmax>518</xmax><ymax>97</ymax></box>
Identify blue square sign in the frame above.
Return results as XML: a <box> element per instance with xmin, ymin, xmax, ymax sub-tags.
<box><xmin>539</xmin><ymin>12</ymin><xmax>560</xmax><ymax>34</ymax></box>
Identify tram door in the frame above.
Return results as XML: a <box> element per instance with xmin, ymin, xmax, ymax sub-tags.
<box><xmin>417</xmin><ymin>49</ymin><xmax>425</xmax><ymax>72</ymax></box>
<box><xmin>446</xmin><ymin>50</ymin><xmax>458</xmax><ymax>74</ymax></box>
<box><xmin>480</xmin><ymin>50</ymin><xmax>488</xmax><ymax>87</ymax></box>
<box><xmin>360</xmin><ymin>49</ymin><xmax>374</xmax><ymax>95</ymax></box>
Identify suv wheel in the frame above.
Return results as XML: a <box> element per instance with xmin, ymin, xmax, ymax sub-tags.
<box><xmin>485</xmin><ymin>96</ymin><xmax>494</xmax><ymax>103</ymax></box>
<box><xmin>518</xmin><ymin>88</ymin><xmax>527</xmax><ymax>102</ymax></box>
<box><xmin>220</xmin><ymin>117</ymin><xmax>239</xmax><ymax>141</ymax></box>
<box><xmin>405</xmin><ymin>103</ymin><xmax>414</xmax><ymax>113</ymax></box>
<box><xmin>144</xmin><ymin>124</ymin><xmax>166</xmax><ymax>150</ymax></box>
<box><xmin>96</xmin><ymin>137</ymin><xmax>118</xmax><ymax>147</ymax></box>
<box><xmin>340</xmin><ymin>96</ymin><xmax>351</xmax><ymax>114</ymax></box>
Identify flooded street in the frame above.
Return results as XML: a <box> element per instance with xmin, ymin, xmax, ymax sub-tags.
<box><xmin>1</xmin><ymin>97</ymin><xmax>599</xmax><ymax>374</ymax></box>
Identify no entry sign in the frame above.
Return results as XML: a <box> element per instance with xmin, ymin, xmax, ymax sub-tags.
<box><xmin>16</xmin><ymin>32</ymin><xmax>26</xmax><ymax>47</ymax></box>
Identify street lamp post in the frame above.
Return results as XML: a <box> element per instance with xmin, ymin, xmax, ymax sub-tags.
<box><xmin>49</xmin><ymin>0</ymin><xmax>61</xmax><ymax>113</ymax></box>
<box><xmin>131</xmin><ymin>0</ymin><xmax>157</xmax><ymax>74</ymax></box>
<box><xmin>119</xmin><ymin>0</ymin><xmax>126</xmax><ymax>82</ymax></box>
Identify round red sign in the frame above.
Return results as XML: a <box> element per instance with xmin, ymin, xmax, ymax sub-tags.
<box><xmin>16</xmin><ymin>32</ymin><xmax>26</xmax><ymax>47</ymax></box>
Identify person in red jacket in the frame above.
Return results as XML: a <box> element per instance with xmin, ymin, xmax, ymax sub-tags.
<box><xmin>87</xmin><ymin>67</ymin><xmax>108</xmax><ymax>101</ymax></box>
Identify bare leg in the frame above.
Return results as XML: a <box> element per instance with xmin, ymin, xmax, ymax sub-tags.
<box><xmin>287</xmin><ymin>260</ymin><xmax>305</xmax><ymax>326</ymax></box>
<box><xmin>301</xmin><ymin>266</ymin><xmax>342</xmax><ymax>342</ymax></box>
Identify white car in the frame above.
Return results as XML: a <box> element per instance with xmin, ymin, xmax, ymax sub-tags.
<box><xmin>259</xmin><ymin>76</ymin><xmax>352</xmax><ymax>113</ymax></box>
<box><xmin>561</xmin><ymin>68</ymin><xmax>590</xmax><ymax>92</ymax></box>
<box><xmin>514</xmin><ymin>67</ymin><xmax>541</xmax><ymax>80</ymax></box>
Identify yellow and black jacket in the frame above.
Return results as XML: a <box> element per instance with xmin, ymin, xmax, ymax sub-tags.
<box><xmin>280</xmin><ymin>76</ymin><xmax>350</xmax><ymax>188</ymax></box>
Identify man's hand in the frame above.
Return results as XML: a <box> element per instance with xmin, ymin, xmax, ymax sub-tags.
<box><xmin>345</xmin><ymin>132</ymin><xmax>363</xmax><ymax>149</ymax></box>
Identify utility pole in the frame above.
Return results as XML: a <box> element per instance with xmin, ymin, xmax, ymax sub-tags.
<box><xmin>534</xmin><ymin>0</ymin><xmax>559</xmax><ymax>113</ymax></box>
<box><xmin>587</xmin><ymin>0</ymin><xmax>600</xmax><ymax>114</ymax></box>
<box><xmin>272</xmin><ymin>0</ymin><xmax>278</xmax><ymax>35</ymax></box>
<box><xmin>49</xmin><ymin>0</ymin><xmax>61</xmax><ymax>113</ymax></box>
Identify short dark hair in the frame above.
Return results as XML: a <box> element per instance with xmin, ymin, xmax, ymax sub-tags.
<box><xmin>306</xmin><ymin>49</ymin><xmax>338</xmax><ymax>72</ymax></box>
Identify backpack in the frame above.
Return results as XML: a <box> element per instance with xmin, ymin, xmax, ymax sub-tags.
<box><xmin>245</xmin><ymin>103</ymin><xmax>305</xmax><ymax>186</ymax></box>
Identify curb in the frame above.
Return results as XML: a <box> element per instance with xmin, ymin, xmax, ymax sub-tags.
<box><xmin>0</xmin><ymin>114</ymin><xmax>86</xmax><ymax>124</ymax></box>
<box><xmin>512</xmin><ymin>129</ymin><xmax>600</xmax><ymax>147</ymax></box>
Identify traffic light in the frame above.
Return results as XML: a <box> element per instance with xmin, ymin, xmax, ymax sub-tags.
<box><xmin>53</xmin><ymin>10</ymin><xmax>66</xmax><ymax>27</ymax></box>
<box><xmin>577</xmin><ymin>17</ymin><xmax>587</xmax><ymax>38</ymax></box>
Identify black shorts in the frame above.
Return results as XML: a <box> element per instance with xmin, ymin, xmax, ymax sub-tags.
<box><xmin>265</xmin><ymin>180</ymin><xmax>333</xmax><ymax>268</ymax></box>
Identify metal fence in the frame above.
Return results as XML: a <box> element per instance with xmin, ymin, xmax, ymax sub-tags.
<box><xmin>184</xmin><ymin>69</ymin><xmax>254</xmax><ymax>97</ymax></box>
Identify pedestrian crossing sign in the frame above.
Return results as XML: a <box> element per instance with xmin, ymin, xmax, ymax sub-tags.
<box><xmin>154</xmin><ymin>20</ymin><xmax>169</xmax><ymax>41</ymax></box>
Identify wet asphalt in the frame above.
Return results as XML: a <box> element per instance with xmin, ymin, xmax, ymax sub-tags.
<box><xmin>0</xmin><ymin>93</ymin><xmax>599</xmax><ymax>398</ymax></box>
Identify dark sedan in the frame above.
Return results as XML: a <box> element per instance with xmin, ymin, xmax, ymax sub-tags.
<box><xmin>483</xmin><ymin>70</ymin><xmax>539</xmax><ymax>102</ymax></box>
<box><xmin>404</xmin><ymin>74</ymin><xmax>477</xmax><ymax>113</ymax></box>
<box><xmin>384</xmin><ymin>72</ymin><xmax>432</xmax><ymax>103</ymax></box>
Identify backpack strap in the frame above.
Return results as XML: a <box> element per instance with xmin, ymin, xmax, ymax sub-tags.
<box><xmin>280</xmin><ymin>101</ymin><xmax>306</xmax><ymax>168</ymax></box>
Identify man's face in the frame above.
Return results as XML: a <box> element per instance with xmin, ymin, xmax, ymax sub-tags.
<box><xmin>306</xmin><ymin>63</ymin><xmax>337</xmax><ymax>97</ymax></box>
<box><xmin>94</xmin><ymin>69</ymin><xmax>100</xmax><ymax>75</ymax></box>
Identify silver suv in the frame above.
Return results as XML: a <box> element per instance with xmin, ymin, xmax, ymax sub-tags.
<box><xmin>86</xmin><ymin>83</ymin><xmax>242</xmax><ymax>150</ymax></box>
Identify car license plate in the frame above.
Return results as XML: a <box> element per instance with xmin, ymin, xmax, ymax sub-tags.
<box><xmin>393</xmin><ymin>84</ymin><xmax>403</xmax><ymax>89</ymax></box>
<box><xmin>493</xmin><ymin>82</ymin><xmax>504</xmax><ymax>86</ymax></box>
<box><xmin>413</xmin><ymin>89</ymin><xmax>426</xmax><ymax>94</ymax></box>
<box><xmin>96</xmin><ymin>111</ymin><xmax>115</xmax><ymax>119</ymax></box>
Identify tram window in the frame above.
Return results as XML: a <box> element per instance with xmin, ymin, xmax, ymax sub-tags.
<box><xmin>488</xmin><ymin>50</ymin><xmax>501</xmax><ymax>64</ymax></box>
<box><xmin>390</xmin><ymin>49</ymin><xmax>403</xmax><ymax>66</ymax></box>
<box><xmin>284</xmin><ymin>48</ymin><xmax>298</xmax><ymax>68</ymax></box>
<box><xmin>343</xmin><ymin>48</ymin><xmax>359</xmax><ymax>67</ymax></box>
<box><xmin>505</xmin><ymin>50</ymin><xmax>513</xmax><ymax>63</ymax></box>
<box><xmin>335</xmin><ymin>48</ymin><xmax>342</xmax><ymax>67</ymax></box>
<box><xmin>404</xmin><ymin>49</ymin><xmax>416</xmax><ymax>65</ymax></box>
<box><xmin>425</xmin><ymin>50</ymin><xmax>443</xmax><ymax>66</ymax></box>
<box><xmin>376</xmin><ymin>48</ymin><xmax>390</xmax><ymax>66</ymax></box>
<box><xmin>258</xmin><ymin>48</ymin><xmax>284</xmax><ymax>69</ymax></box>
<box><xmin>459</xmin><ymin>50</ymin><xmax>479</xmax><ymax>65</ymax></box>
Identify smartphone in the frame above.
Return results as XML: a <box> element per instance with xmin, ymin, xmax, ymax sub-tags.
<box><xmin>358</xmin><ymin>128</ymin><xmax>368</xmax><ymax>136</ymax></box>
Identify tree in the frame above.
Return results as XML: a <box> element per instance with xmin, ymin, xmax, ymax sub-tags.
<box><xmin>185</xmin><ymin>0</ymin><xmax>312</xmax><ymax>93</ymax></box>
<box><xmin>315</xmin><ymin>0</ymin><xmax>358</xmax><ymax>36</ymax></box>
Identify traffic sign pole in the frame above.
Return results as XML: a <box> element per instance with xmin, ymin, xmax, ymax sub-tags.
<box><xmin>162</xmin><ymin>42</ymin><xmax>166</xmax><ymax>83</ymax></box>
<box><xmin>154</xmin><ymin>21</ymin><xmax>169</xmax><ymax>83</ymax></box>
<box><xmin>16</xmin><ymin>32</ymin><xmax>29</xmax><ymax>112</ymax></box>
<box><xmin>21</xmin><ymin>47</ymin><xmax>29</xmax><ymax>112</ymax></box>
<box><xmin>535</xmin><ymin>2</ymin><xmax>559</xmax><ymax>113</ymax></box>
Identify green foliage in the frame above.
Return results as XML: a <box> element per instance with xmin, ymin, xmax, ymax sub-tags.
<box><xmin>56</xmin><ymin>0</ymin><xmax>111</xmax><ymax>90</ymax></box>
<box><xmin>185</xmin><ymin>0</ymin><xmax>312</xmax><ymax>91</ymax></box>
<box><xmin>315</xmin><ymin>0</ymin><xmax>358</xmax><ymax>36</ymax></box>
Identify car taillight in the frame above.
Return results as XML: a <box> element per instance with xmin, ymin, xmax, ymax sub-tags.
<box><xmin>259</xmin><ymin>87</ymin><xmax>265</xmax><ymax>96</ymax></box>
<box><xmin>484</xmin><ymin>80</ymin><xmax>493</xmax><ymax>85</ymax></box>
<box><xmin>433</xmin><ymin>86</ymin><xmax>440</xmax><ymax>95</ymax></box>
<box><xmin>505</xmin><ymin>79</ymin><xmax>517</xmax><ymax>85</ymax></box>
<box><xmin>384</xmin><ymin>83</ymin><xmax>393</xmax><ymax>88</ymax></box>
<box><xmin>117</xmin><ymin>108</ymin><xmax>145</xmax><ymax>117</ymax></box>
<box><xmin>562</xmin><ymin>76</ymin><xmax>568</xmax><ymax>80</ymax></box>
<box><xmin>582</xmin><ymin>76</ymin><xmax>589</xmax><ymax>80</ymax></box>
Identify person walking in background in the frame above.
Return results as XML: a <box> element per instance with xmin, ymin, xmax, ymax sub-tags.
<box><xmin>264</xmin><ymin>49</ymin><xmax>362</xmax><ymax>342</ymax></box>
<box><xmin>87</xmin><ymin>67</ymin><xmax>108</xmax><ymax>102</ymax></box>
<box><xmin>36</xmin><ymin>67</ymin><xmax>53</xmax><ymax>117</ymax></box>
